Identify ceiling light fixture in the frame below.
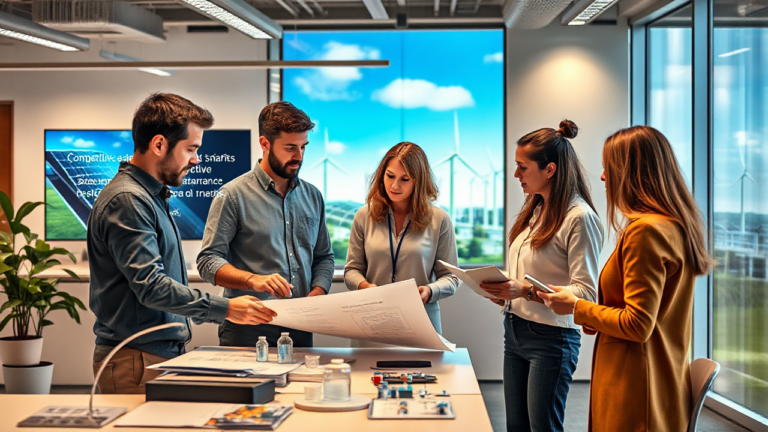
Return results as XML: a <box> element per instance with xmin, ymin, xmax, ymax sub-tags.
<box><xmin>178</xmin><ymin>0</ymin><xmax>282</xmax><ymax>39</ymax></box>
<box><xmin>0</xmin><ymin>10</ymin><xmax>89</xmax><ymax>51</ymax></box>
<box><xmin>99</xmin><ymin>50</ymin><xmax>175</xmax><ymax>76</ymax></box>
<box><xmin>561</xmin><ymin>0</ymin><xmax>618</xmax><ymax>26</ymax></box>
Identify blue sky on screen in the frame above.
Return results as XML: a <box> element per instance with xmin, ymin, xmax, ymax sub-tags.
<box><xmin>46</xmin><ymin>130</ymin><xmax>135</xmax><ymax>159</ymax></box>
<box><xmin>283</xmin><ymin>29</ymin><xmax>505</xmax><ymax>211</ymax></box>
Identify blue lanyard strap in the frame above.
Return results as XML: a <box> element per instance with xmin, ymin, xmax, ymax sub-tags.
<box><xmin>388</xmin><ymin>216</ymin><xmax>411</xmax><ymax>284</ymax></box>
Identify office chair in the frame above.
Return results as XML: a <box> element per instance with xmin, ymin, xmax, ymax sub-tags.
<box><xmin>687</xmin><ymin>358</ymin><xmax>721</xmax><ymax>432</ymax></box>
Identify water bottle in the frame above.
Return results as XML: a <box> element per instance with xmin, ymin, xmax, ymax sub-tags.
<box><xmin>322</xmin><ymin>359</ymin><xmax>351</xmax><ymax>402</ymax></box>
<box><xmin>256</xmin><ymin>336</ymin><xmax>269</xmax><ymax>362</ymax></box>
<box><xmin>277</xmin><ymin>332</ymin><xmax>293</xmax><ymax>364</ymax></box>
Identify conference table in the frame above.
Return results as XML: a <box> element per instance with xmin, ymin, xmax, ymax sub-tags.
<box><xmin>0</xmin><ymin>347</ymin><xmax>493</xmax><ymax>431</ymax></box>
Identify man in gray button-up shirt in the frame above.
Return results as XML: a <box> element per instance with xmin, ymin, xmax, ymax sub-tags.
<box><xmin>197</xmin><ymin>102</ymin><xmax>334</xmax><ymax>348</ymax></box>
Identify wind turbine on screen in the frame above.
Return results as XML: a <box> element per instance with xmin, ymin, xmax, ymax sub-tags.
<box><xmin>310</xmin><ymin>128</ymin><xmax>346</xmax><ymax>199</ymax></box>
<box><xmin>435</xmin><ymin>111</ymin><xmax>483</xmax><ymax>222</ymax></box>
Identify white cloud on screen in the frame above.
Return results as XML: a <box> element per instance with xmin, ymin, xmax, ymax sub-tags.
<box><xmin>113</xmin><ymin>142</ymin><xmax>122</xmax><ymax>148</ymax></box>
<box><xmin>61</xmin><ymin>136</ymin><xmax>74</xmax><ymax>144</ymax></box>
<box><xmin>372</xmin><ymin>78</ymin><xmax>475</xmax><ymax>111</ymax></box>
<box><xmin>484</xmin><ymin>52</ymin><xmax>503</xmax><ymax>64</ymax></box>
<box><xmin>326</xmin><ymin>140</ymin><xmax>347</xmax><ymax>155</ymax></box>
<box><xmin>292</xmin><ymin>41</ymin><xmax>380</xmax><ymax>101</ymax></box>
<box><xmin>73</xmin><ymin>139</ymin><xmax>96</xmax><ymax>148</ymax></box>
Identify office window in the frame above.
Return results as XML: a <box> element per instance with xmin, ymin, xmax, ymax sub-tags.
<box><xmin>712</xmin><ymin>24</ymin><xmax>768</xmax><ymax>417</ymax></box>
<box><xmin>282</xmin><ymin>29</ymin><xmax>506</xmax><ymax>266</ymax></box>
<box><xmin>647</xmin><ymin>6</ymin><xmax>693</xmax><ymax>184</ymax></box>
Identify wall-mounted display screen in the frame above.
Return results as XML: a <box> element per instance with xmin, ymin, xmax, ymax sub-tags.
<box><xmin>283</xmin><ymin>29</ymin><xmax>506</xmax><ymax>266</ymax></box>
<box><xmin>44</xmin><ymin>129</ymin><xmax>251</xmax><ymax>240</ymax></box>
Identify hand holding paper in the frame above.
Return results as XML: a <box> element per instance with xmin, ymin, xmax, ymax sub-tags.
<box><xmin>438</xmin><ymin>260</ymin><xmax>508</xmax><ymax>299</ymax></box>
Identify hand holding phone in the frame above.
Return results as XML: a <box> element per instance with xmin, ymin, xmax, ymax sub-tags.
<box><xmin>523</xmin><ymin>274</ymin><xmax>556</xmax><ymax>293</ymax></box>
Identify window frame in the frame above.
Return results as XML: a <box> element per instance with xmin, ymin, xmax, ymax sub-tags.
<box><xmin>632</xmin><ymin>1</ymin><xmax>768</xmax><ymax>428</ymax></box>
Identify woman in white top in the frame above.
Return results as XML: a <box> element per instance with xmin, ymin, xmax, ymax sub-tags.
<box><xmin>344</xmin><ymin>142</ymin><xmax>459</xmax><ymax>334</ymax></box>
<box><xmin>481</xmin><ymin>120</ymin><xmax>603</xmax><ymax>432</ymax></box>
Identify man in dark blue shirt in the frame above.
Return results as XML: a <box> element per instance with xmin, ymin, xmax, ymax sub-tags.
<box><xmin>88</xmin><ymin>93</ymin><xmax>275</xmax><ymax>394</ymax></box>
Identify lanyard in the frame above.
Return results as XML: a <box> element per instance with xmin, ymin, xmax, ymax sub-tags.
<box><xmin>388</xmin><ymin>216</ymin><xmax>411</xmax><ymax>284</ymax></box>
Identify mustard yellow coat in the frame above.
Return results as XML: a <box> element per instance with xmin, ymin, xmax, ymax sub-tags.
<box><xmin>574</xmin><ymin>215</ymin><xmax>694</xmax><ymax>432</ymax></box>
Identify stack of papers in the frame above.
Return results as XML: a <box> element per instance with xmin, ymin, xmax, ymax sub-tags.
<box><xmin>148</xmin><ymin>347</ymin><xmax>303</xmax><ymax>387</ymax></box>
<box><xmin>287</xmin><ymin>365</ymin><xmax>324</xmax><ymax>383</ymax></box>
<box><xmin>438</xmin><ymin>260</ymin><xmax>509</xmax><ymax>299</ymax></box>
<box><xmin>114</xmin><ymin>402</ymin><xmax>293</xmax><ymax>430</ymax></box>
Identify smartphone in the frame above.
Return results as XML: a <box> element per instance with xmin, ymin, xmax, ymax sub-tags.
<box><xmin>523</xmin><ymin>274</ymin><xmax>556</xmax><ymax>293</ymax></box>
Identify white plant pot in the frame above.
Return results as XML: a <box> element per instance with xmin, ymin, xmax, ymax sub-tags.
<box><xmin>0</xmin><ymin>337</ymin><xmax>44</xmax><ymax>366</ymax></box>
<box><xmin>2</xmin><ymin>361</ymin><xmax>54</xmax><ymax>394</ymax></box>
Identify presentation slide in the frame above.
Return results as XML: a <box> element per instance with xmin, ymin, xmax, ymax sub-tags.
<box><xmin>44</xmin><ymin>129</ymin><xmax>251</xmax><ymax>240</ymax></box>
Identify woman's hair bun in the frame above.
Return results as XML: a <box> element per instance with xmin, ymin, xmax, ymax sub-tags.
<box><xmin>558</xmin><ymin>120</ymin><xmax>578</xmax><ymax>139</ymax></box>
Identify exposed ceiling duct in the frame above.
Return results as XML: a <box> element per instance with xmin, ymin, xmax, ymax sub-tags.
<box><xmin>0</xmin><ymin>9</ymin><xmax>90</xmax><ymax>51</ymax></box>
<box><xmin>502</xmin><ymin>0</ymin><xmax>574</xmax><ymax>29</ymax></box>
<box><xmin>32</xmin><ymin>0</ymin><xmax>165</xmax><ymax>43</ymax></box>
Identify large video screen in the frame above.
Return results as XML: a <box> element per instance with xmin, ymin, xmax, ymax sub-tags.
<box><xmin>44</xmin><ymin>129</ymin><xmax>251</xmax><ymax>240</ymax></box>
<box><xmin>283</xmin><ymin>29</ymin><xmax>505</xmax><ymax>266</ymax></box>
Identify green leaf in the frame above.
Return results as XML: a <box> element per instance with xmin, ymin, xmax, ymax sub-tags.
<box><xmin>0</xmin><ymin>313</ymin><xmax>14</xmax><ymax>332</ymax></box>
<box><xmin>9</xmin><ymin>222</ymin><xmax>29</xmax><ymax>238</ymax></box>
<box><xmin>0</xmin><ymin>252</ymin><xmax>10</xmax><ymax>262</ymax></box>
<box><xmin>13</xmin><ymin>202</ymin><xmax>44</xmax><ymax>224</ymax></box>
<box><xmin>38</xmin><ymin>319</ymin><xmax>54</xmax><ymax>328</ymax></box>
<box><xmin>23</xmin><ymin>231</ymin><xmax>36</xmax><ymax>245</ymax></box>
<box><xmin>0</xmin><ymin>230</ymin><xmax>11</xmax><ymax>244</ymax></box>
<box><xmin>34</xmin><ymin>240</ymin><xmax>51</xmax><ymax>253</ymax></box>
<box><xmin>34</xmin><ymin>300</ymin><xmax>48</xmax><ymax>308</ymax></box>
<box><xmin>62</xmin><ymin>269</ymin><xmax>80</xmax><ymax>280</ymax></box>
<box><xmin>0</xmin><ymin>191</ymin><xmax>14</xmax><ymax>222</ymax></box>
<box><xmin>0</xmin><ymin>262</ymin><xmax>12</xmax><ymax>274</ymax></box>
<box><xmin>0</xmin><ymin>299</ymin><xmax>23</xmax><ymax>312</ymax></box>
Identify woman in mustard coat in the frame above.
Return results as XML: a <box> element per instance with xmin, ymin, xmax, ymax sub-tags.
<box><xmin>540</xmin><ymin>125</ymin><xmax>713</xmax><ymax>432</ymax></box>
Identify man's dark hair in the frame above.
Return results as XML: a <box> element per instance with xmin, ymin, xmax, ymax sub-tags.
<box><xmin>132</xmin><ymin>93</ymin><xmax>214</xmax><ymax>154</ymax></box>
<box><xmin>258</xmin><ymin>101</ymin><xmax>314</xmax><ymax>144</ymax></box>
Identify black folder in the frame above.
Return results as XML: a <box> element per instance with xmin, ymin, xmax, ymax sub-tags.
<box><xmin>145</xmin><ymin>379</ymin><xmax>276</xmax><ymax>404</ymax></box>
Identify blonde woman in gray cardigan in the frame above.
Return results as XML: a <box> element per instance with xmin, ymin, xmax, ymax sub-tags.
<box><xmin>344</xmin><ymin>142</ymin><xmax>459</xmax><ymax>334</ymax></box>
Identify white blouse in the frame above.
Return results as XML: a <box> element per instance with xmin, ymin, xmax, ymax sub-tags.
<box><xmin>507</xmin><ymin>197</ymin><xmax>604</xmax><ymax>329</ymax></box>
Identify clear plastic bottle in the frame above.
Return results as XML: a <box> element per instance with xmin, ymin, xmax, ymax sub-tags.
<box><xmin>322</xmin><ymin>359</ymin><xmax>351</xmax><ymax>402</ymax></box>
<box><xmin>256</xmin><ymin>336</ymin><xmax>269</xmax><ymax>362</ymax></box>
<box><xmin>277</xmin><ymin>332</ymin><xmax>293</xmax><ymax>364</ymax></box>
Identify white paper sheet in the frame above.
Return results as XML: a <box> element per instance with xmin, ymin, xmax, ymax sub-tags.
<box><xmin>148</xmin><ymin>346</ymin><xmax>302</xmax><ymax>377</ymax></box>
<box><xmin>438</xmin><ymin>260</ymin><xmax>508</xmax><ymax>299</ymax></box>
<box><xmin>114</xmin><ymin>402</ymin><xmax>223</xmax><ymax>428</ymax></box>
<box><xmin>262</xmin><ymin>279</ymin><xmax>455</xmax><ymax>352</ymax></box>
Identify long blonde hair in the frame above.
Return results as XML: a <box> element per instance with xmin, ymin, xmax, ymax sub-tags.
<box><xmin>366</xmin><ymin>142</ymin><xmax>438</xmax><ymax>232</ymax></box>
<box><xmin>603</xmin><ymin>126</ymin><xmax>713</xmax><ymax>276</ymax></box>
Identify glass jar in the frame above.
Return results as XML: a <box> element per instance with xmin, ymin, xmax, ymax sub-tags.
<box><xmin>322</xmin><ymin>359</ymin><xmax>351</xmax><ymax>402</ymax></box>
<box><xmin>277</xmin><ymin>332</ymin><xmax>293</xmax><ymax>364</ymax></box>
<box><xmin>256</xmin><ymin>336</ymin><xmax>269</xmax><ymax>362</ymax></box>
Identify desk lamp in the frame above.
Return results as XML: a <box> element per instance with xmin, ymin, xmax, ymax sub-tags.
<box><xmin>17</xmin><ymin>322</ymin><xmax>184</xmax><ymax>428</ymax></box>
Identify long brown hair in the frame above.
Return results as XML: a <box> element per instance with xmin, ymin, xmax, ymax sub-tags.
<box><xmin>367</xmin><ymin>142</ymin><xmax>438</xmax><ymax>232</ymax></box>
<box><xmin>603</xmin><ymin>126</ymin><xmax>713</xmax><ymax>275</ymax></box>
<box><xmin>508</xmin><ymin>120</ymin><xmax>597</xmax><ymax>249</ymax></box>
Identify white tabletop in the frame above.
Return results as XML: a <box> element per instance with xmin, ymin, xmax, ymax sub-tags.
<box><xmin>0</xmin><ymin>394</ymin><xmax>493</xmax><ymax>431</ymax></box>
<box><xmin>279</xmin><ymin>347</ymin><xmax>482</xmax><ymax>395</ymax></box>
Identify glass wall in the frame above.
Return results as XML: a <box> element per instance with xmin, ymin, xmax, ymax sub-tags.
<box><xmin>642</xmin><ymin>0</ymin><xmax>768</xmax><ymax>421</ymax></box>
<box><xmin>282</xmin><ymin>29</ymin><xmax>506</xmax><ymax>266</ymax></box>
<box><xmin>711</xmin><ymin>23</ymin><xmax>768</xmax><ymax>418</ymax></box>
<box><xmin>647</xmin><ymin>6</ymin><xmax>693</xmax><ymax>183</ymax></box>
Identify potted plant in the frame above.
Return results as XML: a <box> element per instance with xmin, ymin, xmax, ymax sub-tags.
<box><xmin>0</xmin><ymin>190</ymin><xmax>86</xmax><ymax>394</ymax></box>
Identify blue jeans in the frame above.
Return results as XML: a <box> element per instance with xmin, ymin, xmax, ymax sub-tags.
<box><xmin>503</xmin><ymin>312</ymin><xmax>580</xmax><ymax>432</ymax></box>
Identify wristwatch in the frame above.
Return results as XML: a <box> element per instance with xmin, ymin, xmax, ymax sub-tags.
<box><xmin>525</xmin><ymin>287</ymin><xmax>534</xmax><ymax>302</ymax></box>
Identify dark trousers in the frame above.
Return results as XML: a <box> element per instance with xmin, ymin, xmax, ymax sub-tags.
<box><xmin>219</xmin><ymin>321</ymin><xmax>313</xmax><ymax>348</ymax></box>
<box><xmin>503</xmin><ymin>312</ymin><xmax>580</xmax><ymax>432</ymax></box>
